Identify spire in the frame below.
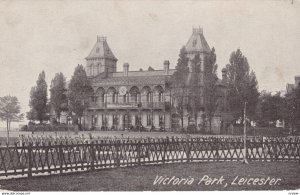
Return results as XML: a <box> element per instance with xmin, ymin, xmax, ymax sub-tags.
<box><xmin>185</xmin><ymin>27</ymin><xmax>211</xmax><ymax>54</ymax></box>
<box><xmin>86</xmin><ymin>36</ymin><xmax>117</xmax><ymax>61</ymax></box>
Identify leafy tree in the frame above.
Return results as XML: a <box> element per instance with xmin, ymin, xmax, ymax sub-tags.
<box><xmin>225</xmin><ymin>49</ymin><xmax>259</xmax><ymax>123</ymax></box>
<box><xmin>203</xmin><ymin>47</ymin><xmax>219</xmax><ymax>132</ymax></box>
<box><xmin>0</xmin><ymin>96</ymin><xmax>24</xmax><ymax>144</ymax></box>
<box><xmin>255</xmin><ymin>91</ymin><xmax>285</xmax><ymax>127</ymax></box>
<box><xmin>148</xmin><ymin>66</ymin><xmax>155</xmax><ymax>71</ymax></box>
<box><xmin>67</xmin><ymin>65</ymin><xmax>93</xmax><ymax>129</ymax></box>
<box><xmin>284</xmin><ymin>84</ymin><xmax>300</xmax><ymax>131</ymax></box>
<box><xmin>27</xmin><ymin>71</ymin><xmax>49</xmax><ymax>123</ymax></box>
<box><xmin>186</xmin><ymin>53</ymin><xmax>202</xmax><ymax>131</ymax></box>
<box><xmin>171</xmin><ymin>46</ymin><xmax>189</xmax><ymax>130</ymax></box>
<box><xmin>50</xmin><ymin>72</ymin><xmax>67</xmax><ymax>122</ymax></box>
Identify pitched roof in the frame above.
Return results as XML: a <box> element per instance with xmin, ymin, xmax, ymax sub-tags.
<box><xmin>86</xmin><ymin>36</ymin><xmax>117</xmax><ymax>61</ymax></box>
<box><xmin>185</xmin><ymin>28</ymin><xmax>211</xmax><ymax>54</ymax></box>
<box><xmin>91</xmin><ymin>69</ymin><xmax>175</xmax><ymax>87</ymax></box>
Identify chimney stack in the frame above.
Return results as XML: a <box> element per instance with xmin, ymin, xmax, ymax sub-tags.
<box><xmin>123</xmin><ymin>63</ymin><xmax>129</xmax><ymax>76</ymax></box>
<box><xmin>164</xmin><ymin>60</ymin><xmax>170</xmax><ymax>75</ymax></box>
<box><xmin>295</xmin><ymin>76</ymin><xmax>300</xmax><ymax>88</ymax></box>
<box><xmin>222</xmin><ymin>68</ymin><xmax>227</xmax><ymax>82</ymax></box>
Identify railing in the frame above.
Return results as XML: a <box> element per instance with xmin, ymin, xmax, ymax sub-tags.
<box><xmin>0</xmin><ymin>137</ymin><xmax>299</xmax><ymax>178</ymax></box>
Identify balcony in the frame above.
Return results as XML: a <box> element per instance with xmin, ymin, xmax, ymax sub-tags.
<box><xmin>106</xmin><ymin>102</ymin><xmax>139</xmax><ymax>108</ymax></box>
<box><xmin>88</xmin><ymin>102</ymin><xmax>106</xmax><ymax>109</ymax></box>
<box><xmin>88</xmin><ymin>101</ymin><xmax>168</xmax><ymax>110</ymax></box>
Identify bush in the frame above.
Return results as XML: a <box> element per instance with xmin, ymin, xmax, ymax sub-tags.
<box><xmin>187</xmin><ymin>124</ymin><xmax>196</xmax><ymax>133</ymax></box>
<box><xmin>20</xmin><ymin>125</ymin><xmax>28</xmax><ymax>131</ymax></box>
<box><xmin>26</xmin><ymin>123</ymin><xmax>74</xmax><ymax>132</ymax></box>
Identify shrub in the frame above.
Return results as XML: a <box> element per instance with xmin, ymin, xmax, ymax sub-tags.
<box><xmin>26</xmin><ymin>123</ymin><xmax>74</xmax><ymax>132</ymax></box>
<box><xmin>20</xmin><ymin>125</ymin><xmax>28</xmax><ymax>131</ymax></box>
<box><xmin>187</xmin><ymin>124</ymin><xmax>196</xmax><ymax>133</ymax></box>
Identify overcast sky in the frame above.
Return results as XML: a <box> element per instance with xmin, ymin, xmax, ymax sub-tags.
<box><xmin>0</xmin><ymin>0</ymin><xmax>299</xmax><ymax>127</ymax></box>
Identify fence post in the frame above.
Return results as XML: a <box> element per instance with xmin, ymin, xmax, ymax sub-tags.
<box><xmin>162</xmin><ymin>138</ymin><xmax>166</xmax><ymax>164</ymax></box>
<box><xmin>59</xmin><ymin>143</ymin><xmax>63</xmax><ymax>174</ymax></box>
<box><xmin>137</xmin><ymin>140</ymin><xmax>141</xmax><ymax>166</ymax></box>
<box><xmin>28</xmin><ymin>143</ymin><xmax>32</xmax><ymax>177</ymax></box>
<box><xmin>91</xmin><ymin>141</ymin><xmax>95</xmax><ymax>170</ymax></box>
<box><xmin>115</xmin><ymin>140</ymin><xmax>120</xmax><ymax>167</ymax></box>
<box><xmin>186</xmin><ymin>138</ymin><xmax>190</xmax><ymax>163</ymax></box>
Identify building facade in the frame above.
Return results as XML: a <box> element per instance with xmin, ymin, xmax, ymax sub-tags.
<box><xmin>81</xmin><ymin>27</ymin><xmax>228</xmax><ymax>133</ymax></box>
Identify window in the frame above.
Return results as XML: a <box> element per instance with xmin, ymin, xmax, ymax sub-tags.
<box><xmin>159</xmin><ymin>115</ymin><xmax>164</xmax><ymax>127</ymax></box>
<box><xmin>135</xmin><ymin>115</ymin><xmax>141</xmax><ymax>126</ymax></box>
<box><xmin>193</xmin><ymin>40</ymin><xmax>197</xmax><ymax>47</ymax></box>
<box><xmin>158</xmin><ymin>92</ymin><xmax>163</xmax><ymax>102</ymax></box>
<box><xmin>131</xmin><ymin>92</ymin><xmax>137</xmax><ymax>103</ymax></box>
<box><xmin>147</xmin><ymin>115</ymin><xmax>152</xmax><ymax>126</ymax></box>
<box><xmin>146</xmin><ymin>92</ymin><xmax>151</xmax><ymax>102</ymax></box>
<box><xmin>88</xmin><ymin>65</ymin><xmax>92</xmax><ymax>76</ymax></box>
<box><xmin>94</xmin><ymin>115</ymin><xmax>98</xmax><ymax>126</ymax></box>
<box><xmin>113</xmin><ymin>115</ymin><xmax>118</xmax><ymax>126</ymax></box>
<box><xmin>96</xmin><ymin>48</ymin><xmax>100</xmax><ymax>53</ymax></box>
<box><xmin>112</xmin><ymin>92</ymin><xmax>116</xmax><ymax>103</ymax></box>
<box><xmin>91</xmin><ymin>96</ymin><xmax>97</xmax><ymax>103</ymax></box>
<box><xmin>102</xmin><ymin>115</ymin><xmax>107</xmax><ymax>126</ymax></box>
<box><xmin>123</xmin><ymin>94</ymin><xmax>127</xmax><ymax>103</ymax></box>
<box><xmin>101</xmin><ymin>94</ymin><xmax>105</xmax><ymax>103</ymax></box>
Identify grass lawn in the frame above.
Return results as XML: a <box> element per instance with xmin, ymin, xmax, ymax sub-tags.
<box><xmin>0</xmin><ymin>162</ymin><xmax>299</xmax><ymax>191</ymax></box>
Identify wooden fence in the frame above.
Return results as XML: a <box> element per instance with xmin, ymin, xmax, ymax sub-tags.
<box><xmin>0</xmin><ymin>137</ymin><xmax>299</xmax><ymax>178</ymax></box>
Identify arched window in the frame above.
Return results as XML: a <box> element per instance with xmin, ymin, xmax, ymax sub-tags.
<box><xmin>158</xmin><ymin>92</ymin><xmax>163</xmax><ymax>102</ymax></box>
<box><xmin>88</xmin><ymin>64</ymin><xmax>93</xmax><ymax>76</ymax></box>
<box><xmin>147</xmin><ymin>92</ymin><xmax>151</xmax><ymax>102</ymax></box>
<box><xmin>112</xmin><ymin>92</ymin><xmax>116</xmax><ymax>103</ymax></box>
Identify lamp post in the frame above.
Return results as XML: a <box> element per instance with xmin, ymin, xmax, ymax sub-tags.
<box><xmin>243</xmin><ymin>101</ymin><xmax>248</xmax><ymax>164</ymax></box>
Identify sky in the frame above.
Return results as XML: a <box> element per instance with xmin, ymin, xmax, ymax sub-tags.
<box><xmin>0</xmin><ymin>0</ymin><xmax>299</xmax><ymax>127</ymax></box>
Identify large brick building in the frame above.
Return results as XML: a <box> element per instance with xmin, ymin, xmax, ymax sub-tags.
<box><xmin>79</xmin><ymin>27</ymin><xmax>229</xmax><ymax>133</ymax></box>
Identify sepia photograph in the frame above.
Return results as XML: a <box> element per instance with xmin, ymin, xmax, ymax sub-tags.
<box><xmin>0</xmin><ymin>0</ymin><xmax>299</xmax><ymax>193</ymax></box>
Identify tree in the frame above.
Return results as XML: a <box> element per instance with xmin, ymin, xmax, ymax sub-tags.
<box><xmin>67</xmin><ymin>65</ymin><xmax>93</xmax><ymax>129</ymax></box>
<box><xmin>172</xmin><ymin>46</ymin><xmax>189</xmax><ymax>130</ymax></box>
<box><xmin>50</xmin><ymin>72</ymin><xmax>67</xmax><ymax>122</ymax></box>
<box><xmin>284</xmin><ymin>84</ymin><xmax>300</xmax><ymax>131</ymax></box>
<box><xmin>27</xmin><ymin>71</ymin><xmax>49</xmax><ymax>123</ymax></box>
<box><xmin>0</xmin><ymin>96</ymin><xmax>24</xmax><ymax>144</ymax></box>
<box><xmin>203</xmin><ymin>47</ymin><xmax>219</xmax><ymax>132</ymax></box>
<box><xmin>225</xmin><ymin>49</ymin><xmax>259</xmax><ymax>123</ymax></box>
<box><xmin>255</xmin><ymin>91</ymin><xmax>285</xmax><ymax>127</ymax></box>
<box><xmin>186</xmin><ymin>53</ymin><xmax>202</xmax><ymax>131</ymax></box>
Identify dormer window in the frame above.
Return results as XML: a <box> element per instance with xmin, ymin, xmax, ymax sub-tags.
<box><xmin>96</xmin><ymin>48</ymin><xmax>100</xmax><ymax>53</ymax></box>
<box><xmin>193</xmin><ymin>40</ymin><xmax>197</xmax><ymax>47</ymax></box>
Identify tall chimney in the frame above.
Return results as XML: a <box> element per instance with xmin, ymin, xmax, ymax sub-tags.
<box><xmin>164</xmin><ymin>60</ymin><xmax>170</xmax><ymax>75</ymax></box>
<box><xmin>123</xmin><ymin>63</ymin><xmax>129</xmax><ymax>76</ymax></box>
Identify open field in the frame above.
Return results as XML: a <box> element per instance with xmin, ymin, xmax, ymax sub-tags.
<box><xmin>0</xmin><ymin>162</ymin><xmax>299</xmax><ymax>191</ymax></box>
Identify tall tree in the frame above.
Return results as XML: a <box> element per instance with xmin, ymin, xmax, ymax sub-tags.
<box><xmin>50</xmin><ymin>72</ymin><xmax>67</xmax><ymax>122</ymax></box>
<box><xmin>203</xmin><ymin>47</ymin><xmax>219</xmax><ymax>132</ymax></box>
<box><xmin>67</xmin><ymin>65</ymin><xmax>92</xmax><ymax>129</ymax></box>
<box><xmin>27</xmin><ymin>71</ymin><xmax>49</xmax><ymax>123</ymax></box>
<box><xmin>186</xmin><ymin>53</ymin><xmax>202</xmax><ymax>131</ymax></box>
<box><xmin>225</xmin><ymin>49</ymin><xmax>259</xmax><ymax>123</ymax></box>
<box><xmin>284</xmin><ymin>84</ymin><xmax>300</xmax><ymax>131</ymax></box>
<box><xmin>0</xmin><ymin>96</ymin><xmax>24</xmax><ymax>144</ymax></box>
<box><xmin>172</xmin><ymin>46</ymin><xmax>189</xmax><ymax>130</ymax></box>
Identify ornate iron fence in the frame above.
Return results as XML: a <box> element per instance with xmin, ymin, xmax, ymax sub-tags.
<box><xmin>0</xmin><ymin>137</ymin><xmax>299</xmax><ymax>178</ymax></box>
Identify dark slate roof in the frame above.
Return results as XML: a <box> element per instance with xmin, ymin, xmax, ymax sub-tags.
<box><xmin>86</xmin><ymin>37</ymin><xmax>117</xmax><ymax>61</ymax></box>
<box><xmin>185</xmin><ymin>28</ymin><xmax>211</xmax><ymax>54</ymax></box>
<box><xmin>91</xmin><ymin>69</ymin><xmax>175</xmax><ymax>86</ymax></box>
